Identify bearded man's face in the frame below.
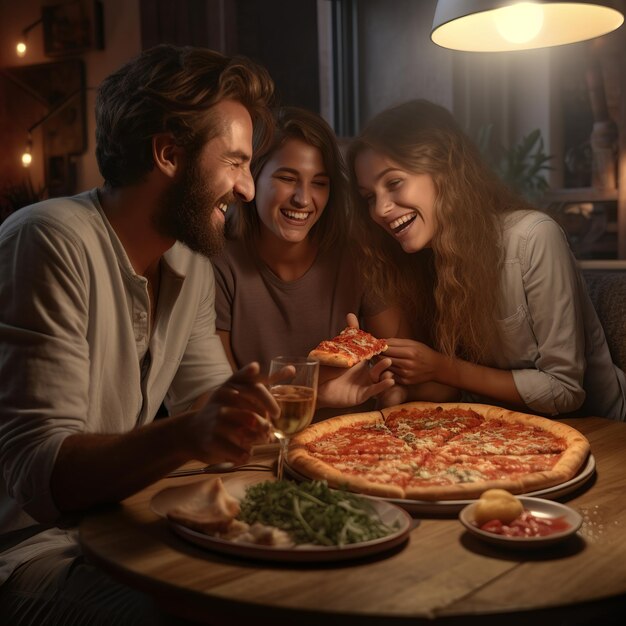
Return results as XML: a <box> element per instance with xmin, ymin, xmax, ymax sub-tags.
<box><xmin>155</xmin><ymin>100</ymin><xmax>255</xmax><ymax>257</ymax></box>
<box><xmin>156</xmin><ymin>153</ymin><xmax>232</xmax><ymax>257</ymax></box>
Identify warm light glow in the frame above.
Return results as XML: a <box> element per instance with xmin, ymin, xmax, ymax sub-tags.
<box><xmin>21</xmin><ymin>151</ymin><xmax>32</xmax><ymax>167</ymax></box>
<box><xmin>431</xmin><ymin>1</ymin><xmax>625</xmax><ymax>52</ymax></box>
<box><xmin>16</xmin><ymin>41</ymin><xmax>27</xmax><ymax>57</ymax></box>
<box><xmin>494</xmin><ymin>2</ymin><xmax>544</xmax><ymax>43</ymax></box>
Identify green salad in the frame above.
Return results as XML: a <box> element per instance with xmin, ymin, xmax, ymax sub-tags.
<box><xmin>238</xmin><ymin>480</ymin><xmax>398</xmax><ymax>547</ymax></box>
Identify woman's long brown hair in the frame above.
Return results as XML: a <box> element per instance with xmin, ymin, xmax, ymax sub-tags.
<box><xmin>347</xmin><ymin>99</ymin><xmax>532</xmax><ymax>362</ymax></box>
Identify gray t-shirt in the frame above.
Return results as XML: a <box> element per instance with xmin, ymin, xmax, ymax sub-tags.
<box><xmin>212</xmin><ymin>239</ymin><xmax>385</xmax><ymax>374</ymax></box>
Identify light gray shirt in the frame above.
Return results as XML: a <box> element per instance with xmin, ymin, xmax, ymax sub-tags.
<box><xmin>479</xmin><ymin>210</ymin><xmax>626</xmax><ymax>420</ymax></box>
<box><xmin>0</xmin><ymin>190</ymin><xmax>232</xmax><ymax>582</ymax></box>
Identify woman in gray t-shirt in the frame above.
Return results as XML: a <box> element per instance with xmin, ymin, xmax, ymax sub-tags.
<box><xmin>212</xmin><ymin>107</ymin><xmax>407</xmax><ymax>413</ymax></box>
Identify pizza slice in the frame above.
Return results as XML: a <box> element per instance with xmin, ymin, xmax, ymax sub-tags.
<box><xmin>308</xmin><ymin>327</ymin><xmax>388</xmax><ymax>368</ymax></box>
<box><xmin>303</xmin><ymin>422</ymin><xmax>414</xmax><ymax>458</ymax></box>
<box><xmin>402</xmin><ymin>451</ymin><xmax>570</xmax><ymax>500</ymax></box>
<box><xmin>440</xmin><ymin>420</ymin><xmax>569</xmax><ymax>457</ymax></box>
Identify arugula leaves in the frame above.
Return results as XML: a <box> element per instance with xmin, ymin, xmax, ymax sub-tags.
<box><xmin>238</xmin><ymin>480</ymin><xmax>398</xmax><ymax>546</ymax></box>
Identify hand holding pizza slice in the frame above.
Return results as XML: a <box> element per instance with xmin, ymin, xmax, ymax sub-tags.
<box><xmin>316</xmin><ymin>357</ymin><xmax>395</xmax><ymax>409</ymax></box>
<box><xmin>308</xmin><ymin>319</ymin><xmax>394</xmax><ymax>408</ymax></box>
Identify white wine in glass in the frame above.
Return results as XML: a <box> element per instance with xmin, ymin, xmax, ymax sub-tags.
<box><xmin>268</xmin><ymin>356</ymin><xmax>319</xmax><ymax>481</ymax></box>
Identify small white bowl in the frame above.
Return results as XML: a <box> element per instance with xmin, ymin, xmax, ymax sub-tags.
<box><xmin>459</xmin><ymin>496</ymin><xmax>582</xmax><ymax>549</ymax></box>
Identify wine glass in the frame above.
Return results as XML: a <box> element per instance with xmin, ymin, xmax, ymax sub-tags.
<box><xmin>268</xmin><ymin>356</ymin><xmax>319</xmax><ymax>481</ymax></box>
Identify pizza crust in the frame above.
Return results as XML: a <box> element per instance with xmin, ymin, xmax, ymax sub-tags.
<box><xmin>290</xmin><ymin>410</ymin><xmax>384</xmax><ymax>444</ymax></box>
<box><xmin>404</xmin><ymin>477</ymin><xmax>526</xmax><ymax>501</ymax></box>
<box><xmin>289</xmin><ymin>402</ymin><xmax>591</xmax><ymax>501</ymax></box>
<box><xmin>308</xmin><ymin>348</ymin><xmax>353</xmax><ymax>368</ymax></box>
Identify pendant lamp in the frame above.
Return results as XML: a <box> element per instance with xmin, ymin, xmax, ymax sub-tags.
<box><xmin>431</xmin><ymin>1</ymin><xmax>624</xmax><ymax>52</ymax></box>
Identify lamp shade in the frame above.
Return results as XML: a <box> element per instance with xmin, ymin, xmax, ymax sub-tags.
<box><xmin>431</xmin><ymin>1</ymin><xmax>624</xmax><ymax>52</ymax></box>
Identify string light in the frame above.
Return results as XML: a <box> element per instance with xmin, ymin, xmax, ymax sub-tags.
<box><xmin>15</xmin><ymin>17</ymin><xmax>42</xmax><ymax>58</ymax></box>
<box><xmin>21</xmin><ymin>139</ymin><xmax>33</xmax><ymax>168</ymax></box>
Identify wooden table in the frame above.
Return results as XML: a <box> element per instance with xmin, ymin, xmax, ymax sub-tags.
<box><xmin>79</xmin><ymin>418</ymin><xmax>626</xmax><ymax>625</ymax></box>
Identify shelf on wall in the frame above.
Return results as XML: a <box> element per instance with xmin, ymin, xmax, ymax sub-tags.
<box><xmin>543</xmin><ymin>187</ymin><xmax>619</xmax><ymax>203</ymax></box>
<box><xmin>578</xmin><ymin>259</ymin><xmax>626</xmax><ymax>271</ymax></box>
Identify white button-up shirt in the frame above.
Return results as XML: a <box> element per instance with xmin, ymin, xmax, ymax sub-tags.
<box><xmin>0</xmin><ymin>190</ymin><xmax>232</xmax><ymax>581</ymax></box>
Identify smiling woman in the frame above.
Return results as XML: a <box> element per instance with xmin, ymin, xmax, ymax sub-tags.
<box><xmin>253</xmin><ymin>135</ymin><xmax>330</xmax><ymax>252</ymax></box>
<box><xmin>347</xmin><ymin>98</ymin><xmax>626</xmax><ymax>421</ymax></box>
<box><xmin>211</xmin><ymin>106</ymin><xmax>404</xmax><ymax>416</ymax></box>
<box><xmin>353</xmin><ymin>150</ymin><xmax>438</xmax><ymax>254</ymax></box>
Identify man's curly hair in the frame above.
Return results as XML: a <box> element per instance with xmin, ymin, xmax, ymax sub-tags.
<box><xmin>95</xmin><ymin>44</ymin><xmax>274</xmax><ymax>188</ymax></box>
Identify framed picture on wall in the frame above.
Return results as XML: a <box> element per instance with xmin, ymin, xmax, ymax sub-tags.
<box><xmin>42</xmin><ymin>0</ymin><xmax>104</xmax><ymax>58</ymax></box>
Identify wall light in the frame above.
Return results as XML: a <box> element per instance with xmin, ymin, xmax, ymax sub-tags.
<box><xmin>16</xmin><ymin>17</ymin><xmax>43</xmax><ymax>58</ymax></box>
<box><xmin>21</xmin><ymin>137</ymin><xmax>33</xmax><ymax>167</ymax></box>
<box><xmin>20</xmin><ymin>90</ymin><xmax>82</xmax><ymax>168</ymax></box>
<box><xmin>431</xmin><ymin>1</ymin><xmax>625</xmax><ymax>52</ymax></box>
<box><xmin>16</xmin><ymin>2</ymin><xmax>104</xmax><ymax>59</ymax></box>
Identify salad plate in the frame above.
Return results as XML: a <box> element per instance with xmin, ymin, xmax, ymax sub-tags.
<box><xmin>151</xmin><ymin>475</ymin><xmax>414</xmax><ymax>562</ymax></box>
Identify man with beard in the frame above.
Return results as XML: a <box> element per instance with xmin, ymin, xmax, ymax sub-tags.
<box><xmin>0</xmin><ymin>45</ymin><xmax>277</xmax><ymax>624</ymax></box>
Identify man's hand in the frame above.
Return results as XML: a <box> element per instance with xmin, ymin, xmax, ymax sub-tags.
<box><xmin>50</xmin><ymin>362</ymin><xmax>289</xmax><ymax>515</ymax></box>
<box><xmin>186</xmin><ymin>362</ymin><xmax>282</xmax><ymax>465</ymax></box>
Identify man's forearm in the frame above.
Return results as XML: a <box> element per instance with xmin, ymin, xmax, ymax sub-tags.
<box><xmin>50</xmin><ymin>413</ymin><xmax>193</xmax><ymax>513</ymax></box>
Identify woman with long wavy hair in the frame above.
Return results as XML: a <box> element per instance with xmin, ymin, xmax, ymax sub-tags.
<box><xmin>347</xmin><ymin>99</ymin><xmax>626</xmax><ymax>420</ymax></box>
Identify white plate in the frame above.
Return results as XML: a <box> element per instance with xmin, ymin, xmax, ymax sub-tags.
<box><xmin>151</xmin><ymin>475</ymin><xmax>414</xmax><ymax>562</ymax></box>
<box><xmin>459</xmin><ymin>496</ymin><xmax>583</xmax><ymax>548</ymax></box>
<box><xmin>284</xmin><ymin>454</ymin><xmax>596</xmax><ymax>516</ymax></box>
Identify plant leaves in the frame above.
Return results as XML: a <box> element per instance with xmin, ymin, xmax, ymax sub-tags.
<box><xmin>473</xmin><ymin>125</ymin><xmax>554</xmax><ymax>202</ymax></box>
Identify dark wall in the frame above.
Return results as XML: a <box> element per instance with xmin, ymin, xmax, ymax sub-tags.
<box><xmin>234</xmin><ymin>0</ymin><xmax>319</xmax><ymax>111</ymax></box>
<box><xmin>141</xmin><ymin>0</ymin><xmax>213</xmax><ymax>49</ymax></box>
<box><xmin>140</xmin><ymin>0</ymin><xmax>320</xmax><ymax>112</ymax></box>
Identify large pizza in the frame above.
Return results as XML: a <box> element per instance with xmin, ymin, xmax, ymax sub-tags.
<box><xmin>288</xmin><ymin>402</ymin><xmax>590</xmax><ymax>501</ymax></box>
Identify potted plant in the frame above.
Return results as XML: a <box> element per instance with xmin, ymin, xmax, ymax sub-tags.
<box><xmin>475</xmin><ymin>124</ymin><xmax>553</xmax><ymax>203</ymax></box>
